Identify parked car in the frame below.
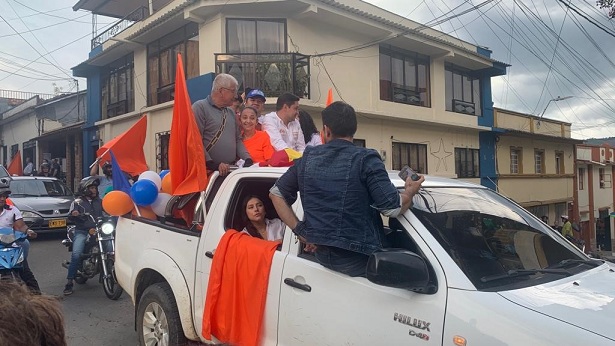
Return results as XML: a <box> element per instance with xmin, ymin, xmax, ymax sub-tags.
<box><xmin>9</xmin><ymin>176</ymin><xmax>75</xmax><ymax>234</ymax></box>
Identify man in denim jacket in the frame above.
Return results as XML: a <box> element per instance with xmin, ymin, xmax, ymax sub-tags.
<box><xmin>270</xmin><ymin>102</ymin><xmax>424</xmax><ymax>277</ymax></box>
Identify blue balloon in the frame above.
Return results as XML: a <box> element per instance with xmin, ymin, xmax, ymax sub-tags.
<box><xmin>159</xmin><ymin>170</ymin><xmax>170</xmax><ymax>179</ymax></box>
<box><xmin>130</xmin><ymin>179</ymin><xmax>159</xmax><ymax>206</ymax></box>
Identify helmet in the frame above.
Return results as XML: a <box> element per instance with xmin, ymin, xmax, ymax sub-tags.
<box><xmin>41</xmin><ymin>162</ymin><xmax>50</xmax><ymax>168</ymax></box>
<box><xmin>0</xmin><ymin>178</ymin><xmax>10</xmax><ymax>196</ymax></box>
<box><xmin>561</xmin><ymin>215</ymin><xmax>569</xmax><ymax>220</ymax></box>
<box><xmin>78</xmin><ymin>176</ymin><xmax>100</xmax><ymax>195</ymax></box>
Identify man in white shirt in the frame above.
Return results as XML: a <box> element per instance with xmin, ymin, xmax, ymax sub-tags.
<box><xmin>261</xmin><ymin>92</ymin><xmax>306</xmax><ymax>152</ymax></box>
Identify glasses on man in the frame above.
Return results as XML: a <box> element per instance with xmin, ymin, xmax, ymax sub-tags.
<box><xmin>221</xmin><ymin>87</ymin><xmax>238</xmax><ymax>94</ymax></box>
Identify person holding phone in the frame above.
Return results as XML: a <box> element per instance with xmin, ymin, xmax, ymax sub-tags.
<box><xmin>270</xmin><ymin>101</ymin><xmax>424</xmax><ymax>277</ymax></box>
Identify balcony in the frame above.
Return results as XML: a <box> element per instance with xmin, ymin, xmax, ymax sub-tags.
<box><xmin>91</xmin><ymin>7</ymin><xmax>148</xmax><ymax>50</ymax></box>
<box><xmin>215</xmin><ymin>53</ymin><xmax>310</xmax><ymax>99</ymax></box>
<box><xmin>453</xmin><ymin>99</ymin><xmax>476</xmax><ymax>115</ymax></box>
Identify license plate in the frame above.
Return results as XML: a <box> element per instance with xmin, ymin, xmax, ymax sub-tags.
<box><xmin>49</xmin><ymin>219</ymin><xmax>66</xmax><ymax>228</ymax></box>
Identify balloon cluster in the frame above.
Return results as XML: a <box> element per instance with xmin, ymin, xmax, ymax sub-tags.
<box><xmin>102</xmin><ymin>170</ymin><xmax>173</xmax><ymax>219</ymax></box>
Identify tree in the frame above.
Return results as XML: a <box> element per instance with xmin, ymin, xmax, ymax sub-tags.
<box><xmin>598</xmin><ymin>0</ymin><xmax>615</xmax><ymax>18</ymax></box>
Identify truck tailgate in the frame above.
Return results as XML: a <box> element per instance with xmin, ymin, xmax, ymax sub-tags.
<box><xmin>115</xmin><ymin>217</ymin><xmax>200</xmax><ymax>305</ymax></box>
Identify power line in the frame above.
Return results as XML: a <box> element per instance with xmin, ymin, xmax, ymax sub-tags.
<box><xmin>556</xmin><ymin>0</ymin><xmax>615</xmax><ymax>39</ymax></box>
<box><xmin>0</xmin><ymin>13</ymin><xmax>91</xmax><ymax>38</ymax></box>
<box><xmin>0</xmin><ymin>31</ymin><xmax>90</xmax><ymax>82</ymax></box>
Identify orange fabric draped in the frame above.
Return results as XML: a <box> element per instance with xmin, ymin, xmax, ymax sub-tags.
<box><xmin>202</xmin><ymin>229</ymin><xmax>279</xmax><ymax>346</ymax></box>
<box><xmin>7</xmin><ymin>150</ymin><xmax>22</xmax><ymax>176</ymax></box>
<box><xmin>169</xmin><ymin>53</ymin><xmax>208</xmax><ymax>196</ymax></box>
<box><xmin>96</xmin><ymin>116</ymin><xmax>148</xmax><ymax>176</ymax></box>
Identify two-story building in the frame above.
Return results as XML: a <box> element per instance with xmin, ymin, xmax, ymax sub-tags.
<box><xmin>72</xmin><ymin>0</ymin><xmax>507</xmax><ymax>182</ymax></box>
<box><xmin>0</xmin><ymin>91</ymin><xmax>86</xmax><ymax>189</ymax></box>
<box><xmin>576</xmin><ymin>144</ymin><xmax>615</xmax><ymax>254</ymax></box>
<box><xmin>492</xmin><ymin>107</ymin><xmax>580</xmax><ymax>229</ymax></box>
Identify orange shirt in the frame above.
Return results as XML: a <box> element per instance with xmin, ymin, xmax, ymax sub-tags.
<box><xmin>243</xmin><ymin>130</ymin><xmax>274</xmax><ymax>163</ymax></box>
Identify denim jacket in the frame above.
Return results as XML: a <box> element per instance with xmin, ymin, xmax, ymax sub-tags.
<box><xmin>273</xmin><ymin>139</ymin><xmax>400</xmax><ymax>255</ymax></box>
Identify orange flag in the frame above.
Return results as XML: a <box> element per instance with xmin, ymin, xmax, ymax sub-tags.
<box><xmin>326</xmin><ymin>88</ymin><xmax>334</xmax><ymax>106</ymax></box>
<box><xmin>169</xmin><ymin>53</ymin><xmax>207</xmax><ymax>195</ymax></box>
<box><xmin>96</xmin><ymin>116</ymin><xmax>148</xmax><ymax>176</ymax></box>
<box><xmin>7</xmin><ymin>150</ymin><xmax>22</xmax><ymax>176</ymax></box>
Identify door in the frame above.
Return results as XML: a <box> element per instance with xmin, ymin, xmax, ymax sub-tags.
<box><xmin>277</xmin><ymin>208</ymin><xmax>447</xmax><ymax>345</ymax></box>
<box><xmin>597</xmin><ymin>209</ymin><xmax>611</xmax><ymax>251</ymax></box>
<box><xmin>193</xmin><ymin>173</ymin><xmax>289</xmax><ymax>344</ymax></box>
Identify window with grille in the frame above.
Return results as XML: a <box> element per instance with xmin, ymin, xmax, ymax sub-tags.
<box><xmin>510</xmin><ymin>147</ymin><xmax>522</xmax><ymax>174</ymax></box>
<box><xmin>445</xmin><ymin>64</ymin><xmax>481</xmax><ymax>116</ymax></box>
<box><xmin>101</xmin><ymin>54</ymin><xmax>134</xmax><ymax>119</ymax></box>
<box><xmin>454</xmin><ymin>148</ymin><xmax>480</xmax><ymax>178</ymax></box>
<box><xmin>379</xmin><ymin>45</ymin><xmax>430</xmax><ymax>107</ymax></box>
<box><xmin>156</xmin><ymin>131</ymin><xmax>170</xmax><ymax>171</ymax></box>
<box><xmin>555</xmin><ymin>151</ymin><xmax>564</xmax><ymax>174</ymax></box>
<box><xmin>147</xmin><ymin>23</ymin><xmax>199</xmax><ymax>106</ymax></box>
<box><xmin>392</xmin><ymin>142</ymin><xmax>427</xmax><ymax>173</ymax></box>
<box><xmin>534</xmin><ymin>150</ymin><xmax>545</xmax><ymax>174</ymax></box>
<box><xmin>599</xmin><ymin>168</ymin><xmax>611</xmax><ymax>188</ymax></box>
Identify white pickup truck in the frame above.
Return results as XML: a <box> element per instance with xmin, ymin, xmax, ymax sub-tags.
<box><xmin>115</xmin><ymin>167</ymin><xmax>615</xmax><ymax>345</ymax></box>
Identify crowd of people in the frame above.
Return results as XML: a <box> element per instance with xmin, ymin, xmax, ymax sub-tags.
<box><xmin>21</xmin><ymin>157</ymin><xmax>63</xmax><ymax>178</ymax></box>
<box><xmin>192</xmin><ymin>74</ymin><xmax>424</xmax><ymax>277</ymax></box>
<box><xmin>0</xmin><ymin>73</ymin><xmax>424</xmax><ymax>346</ymax></box>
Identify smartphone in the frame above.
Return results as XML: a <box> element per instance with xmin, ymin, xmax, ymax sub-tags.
<box><xmin>398</xmin><ymin>165</ymin><xmax>420</xmax><ymax>181</ymax></box>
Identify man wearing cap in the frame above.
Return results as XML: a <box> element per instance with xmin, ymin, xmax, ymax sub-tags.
<box><xmin>192</xmin><ymin>73</ymin><xmax>252</xmax><ymax>176</ymax></box>
<box><xmin>245</xmin><ymin>88</ymin><xmax>266</xmax><ymax>115</ymax></box>
<box><xmin>0</xmin><ymin>185</ymin><xmax>40</xmax><ymax>293</ymax></box>
<box><xmin>261</xmin><ymin>92</ymin><xmax>306</xmax><ymax>152</ymax></box>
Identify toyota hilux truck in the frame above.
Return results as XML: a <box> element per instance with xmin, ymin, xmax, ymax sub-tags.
<box><xmin>115</xmin><ymin>167</ymin><xmax>615</xmax><ymax>345</ymax></box>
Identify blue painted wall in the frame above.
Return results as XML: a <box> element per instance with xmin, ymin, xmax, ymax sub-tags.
<box><xmin>82</xmin><ymin>71</ymin><xmax>102</xmax><ymax>177</ymax></box>
<box><xmin>479</xmin><ymin>131</ymin><xmax>497</xmax><ymax>190</ymax></box>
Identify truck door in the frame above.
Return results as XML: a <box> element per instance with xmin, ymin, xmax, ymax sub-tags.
<box><xmin>277</xmin><ymin>208</ymin><xmax>447</xmax><ymax>345</ymax></box>
<box><xmin>193</xmin><ymin>173</ymin><xmax>290</xmax><ymax>345</ymax></box>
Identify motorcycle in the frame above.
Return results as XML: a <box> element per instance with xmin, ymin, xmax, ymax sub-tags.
<box><xmin>0</xmin><ymin>227</ymin><xmax>28</xmax><ymax>281</ymax></box>
<box><xmin>61</xmin><ymin>214</ymin><xmax>123</xmax><ymax>300</ymax></box>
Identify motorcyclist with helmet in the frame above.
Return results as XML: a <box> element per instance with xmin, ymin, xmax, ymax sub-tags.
<box><xmin>63</xmin><ymin>176</ymin><xmax>104</xmax><ymax>296</ymax></box>
<box><xmin>38</xmin><ymin>162</ymin><xmax>51</xmax><ymax>177</ymax></box>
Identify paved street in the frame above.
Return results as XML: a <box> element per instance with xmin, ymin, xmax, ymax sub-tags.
<box><xmin>29</xmin><ymin>233</ymin><xmax>137</xmax><ymax>346</ymax></box>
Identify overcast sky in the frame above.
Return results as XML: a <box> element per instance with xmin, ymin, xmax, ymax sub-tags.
<box><xmin>1</xmin><ymin>0</ymin><xmax>614</xmax><ymax>139</ymax></box>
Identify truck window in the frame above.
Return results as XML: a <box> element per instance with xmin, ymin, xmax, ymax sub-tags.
<box><xmin>411</xmin><ymin>187</ymin><xmax>587</xmax><ymax>291</ymax></box>
<box><xmin>224</xmin><ymin>177</ymin><xmax>286</xmax><ymax>244</ymax></box>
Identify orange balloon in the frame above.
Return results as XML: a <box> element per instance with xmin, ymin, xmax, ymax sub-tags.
<box><xmin>102</xmin><ymin>190</ymin><xmax>133</xmax><ymax>216</ymax></box>
<box><xmin>161</xmin><ymin>173</ymin><xmax>172</xmax><ymax>194</ymax></box>
<box><xmin>131</xmin><ymin>205</ymin><xmax>157</xmax><ymax>220</ymax></box>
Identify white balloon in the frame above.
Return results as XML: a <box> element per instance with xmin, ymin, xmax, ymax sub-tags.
<box><xmin>151</xmin><ymin>193</ymin><xmax>172</xmax><ymax>217</ymax></box>
<box><xmin>138</xmin><ymin>170</ymin><xmax>162</xmax><ymax>190</ymax></box>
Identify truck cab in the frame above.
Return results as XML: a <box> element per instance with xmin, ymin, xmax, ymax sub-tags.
<box><xmin>115</xmin><ymin>167</ymin><xmax>615</xmax><ymax>345</ymax></box>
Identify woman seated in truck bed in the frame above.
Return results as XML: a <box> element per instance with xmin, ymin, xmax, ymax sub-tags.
<box><xmin>241</xmin><ymin>195</ymin><xmax>284</xmax><ymax>242</ymax></box>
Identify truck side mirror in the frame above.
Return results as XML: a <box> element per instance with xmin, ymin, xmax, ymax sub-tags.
<box><xmin>366</xmin><ymin>249</ymin><xmax>430</xmax><ymax>292</ymax></box>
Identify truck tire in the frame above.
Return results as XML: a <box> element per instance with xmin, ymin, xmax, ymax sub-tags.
<box><xmin>137</xmin><ymin>282</ymin><xmax>187</xmax><ymax>346</ymax></box>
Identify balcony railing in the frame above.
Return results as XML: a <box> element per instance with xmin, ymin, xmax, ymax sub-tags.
<box><xmin>91</xmin><ymin>7</ymin><xmax>148</xmax><ymax>50</ymax></box>
<box><xmin>215</xmin><ymin>53</ymin><xmax>310</xmax><ymax>99</ymax></box>
<box><xmin>453</xmin><ymin>99</ymin><xmax>476</xmax><ymax>115</ymax></box>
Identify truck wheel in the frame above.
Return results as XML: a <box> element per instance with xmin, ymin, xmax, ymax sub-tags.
<box><xmin>137</xmin><ymin>282</ymin><xmax>187</xmax><ymax>346</ymax></box>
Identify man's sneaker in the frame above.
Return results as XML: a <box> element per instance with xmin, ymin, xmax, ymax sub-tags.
<box><xmin>63</xmin><ymin>283</ymin><xmax>73</xmax><ymax>296</ymax></box>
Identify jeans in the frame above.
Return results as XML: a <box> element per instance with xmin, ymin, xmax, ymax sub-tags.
<box><xmin>19</xmin><ymin>239</ymin><xmax>30</xmax><ymax>260</ymax></box>
<box><xmin>315</xmin><ymin>245</ymin><xmax>369</xmax><ymax>277</ymax></box>
<box><xmin>66</xmin><ymin>230</ymin><xmax>88</xmax><ymax>280</ymax></box>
